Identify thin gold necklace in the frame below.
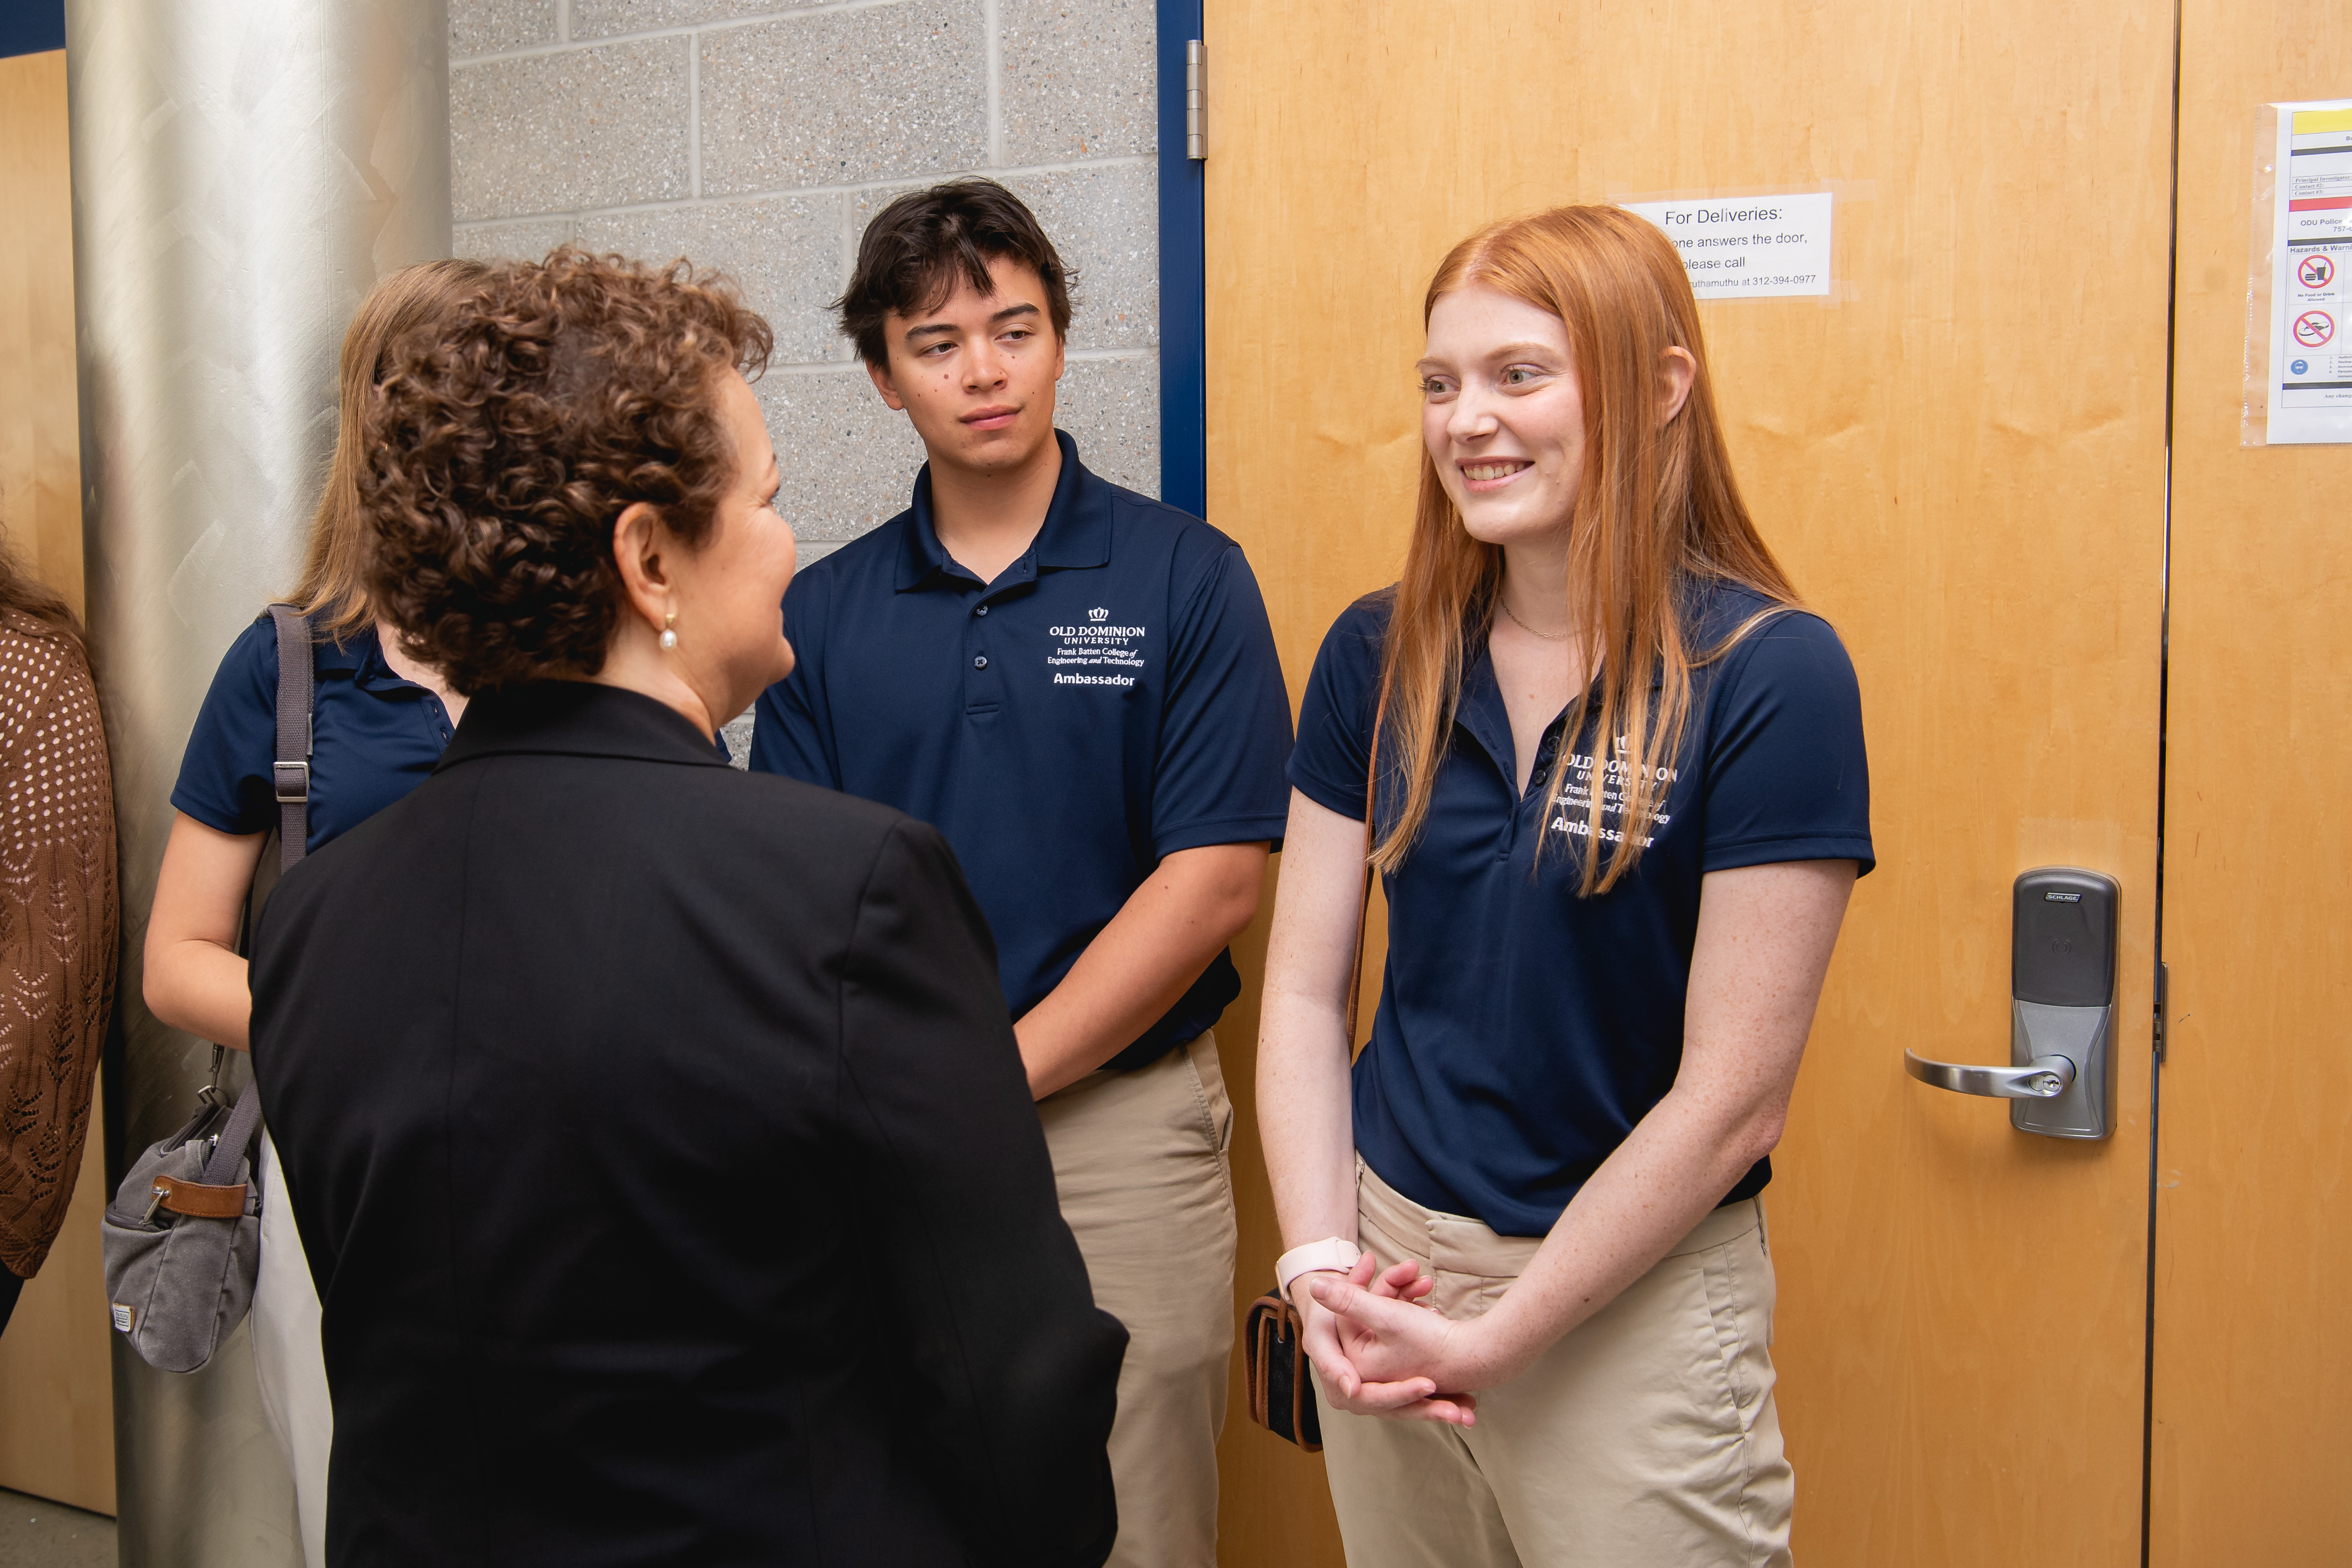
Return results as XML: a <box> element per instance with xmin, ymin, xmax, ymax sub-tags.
<box><xmin>1497</xmin><ymin>597</ymin><xmax>1573</xmax><ymax>642</ymax></box>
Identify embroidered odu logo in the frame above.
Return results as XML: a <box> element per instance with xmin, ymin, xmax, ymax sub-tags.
<box><xmin>1050</xmin><ymin>609</ymin><xmax>1148</xmax><ymax>688</ymax></box>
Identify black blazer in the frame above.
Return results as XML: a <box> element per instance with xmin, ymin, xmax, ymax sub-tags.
<box><xmin>251</xmin><ymin>681</ymin><xmax>1125</xmax><ymax>1568</ymax></box>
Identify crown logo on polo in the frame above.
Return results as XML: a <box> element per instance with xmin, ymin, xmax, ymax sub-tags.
<box><xmin>1088</xmin><ymin>607</ymin><xmax>1109</xmax><ymax>622</ymax></box>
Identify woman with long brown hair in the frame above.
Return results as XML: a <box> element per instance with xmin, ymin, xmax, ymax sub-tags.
<box><xmin>143</xmin><ymin>258</ymin><xmax>489</xmax><ymax>1568</ymax></box>
<box><xmin>1257</xmin><ymin>206</ymin><xmax>1872</xmax><ymax>1564</ymax></box>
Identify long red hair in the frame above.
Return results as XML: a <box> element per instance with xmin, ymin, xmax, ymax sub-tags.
<box><xmin>1373</xmin><ymin>205</ymin><xmax>1797</xmax><ymax>893</ymax></box>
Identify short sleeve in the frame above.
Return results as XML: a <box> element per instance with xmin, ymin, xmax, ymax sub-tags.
<box><xmin>169</xmin><ymin>616</ymin><xmax>282</xmax><ymax>838</ymax></box>
<box><xmin>748</xmin><ymin>567</ymin><xmax>842</xmax><ymax>788</ymax></box>
<box><xmin>1147</xmin><ymin>543</ymin><xmax>1294</xmax><ymax>856</ymax></box>
<box><xmin>1698</xmin><ymin>611</ymin><xmax>1875</xmax><ymax>876</ymax></box>
<box><xmin>1286</xmin><ymin>593</ymin><xmax>1390</xmax><ymax>823</ymax></box>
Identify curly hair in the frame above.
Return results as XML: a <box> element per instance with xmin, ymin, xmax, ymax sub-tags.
<box><xmin>364</xmin><ymin>248</ymin><xmax>774</xmax><ymax>694</ymax></box>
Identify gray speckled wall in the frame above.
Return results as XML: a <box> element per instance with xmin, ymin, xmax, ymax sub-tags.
<box><xmin>446</xmin><ymin>0</ymin><xmax>1161</xmax><ymax>569</ymax></box>
<box><xmin>448</xmin><ymin>0</ymin><xmax>1159</xmax><ymax>763</ymax></box>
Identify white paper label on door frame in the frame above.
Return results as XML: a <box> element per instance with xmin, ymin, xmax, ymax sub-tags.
<box><xmin>2264</xmin><ymin>99</ymin><xmax>2352</xmax><ymax>445</ymax></box>
<box><xmin>1620</xmin><ymin>192</ymin><xmax>1834</xmax><ymax>300</ymax></box>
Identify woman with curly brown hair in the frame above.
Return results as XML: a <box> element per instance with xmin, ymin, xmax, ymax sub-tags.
<box><xmin>144</xmin><ymin>257</ymin><xmax>490</xmax><ymax>1568</ymax></box>
<box><xmin>245</xmin><ymin>249</ymin><xmax>1126</xmax><ymax>1568</ymax></box>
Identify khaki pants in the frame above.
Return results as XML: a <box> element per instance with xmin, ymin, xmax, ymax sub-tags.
<box><xmin>1319</xmin><ymin>1162</ymin><xmax>1793</xmax><ymax>1568</ymax></box>
<box><xmin>1038</xmin><ymin>1033</ymin><xmax>1237</xmax><ymax>1568</ymax></box>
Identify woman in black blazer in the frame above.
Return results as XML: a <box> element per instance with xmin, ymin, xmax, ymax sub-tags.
<box><xmin>247</xmin><ymin>250</ymin><xmax>1126</xmax><ymax>1568</ymax></box>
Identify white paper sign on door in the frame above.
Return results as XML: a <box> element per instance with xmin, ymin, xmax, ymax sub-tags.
<box><xmin>2264</xmin><ymin>100</ymin><xmax>2352</xmax><ymax>445</ymax></box>
<box><xmin>1620</xmin><ymin>193</ymin><xmax>1834</xmax><ymax>300</ymax></box>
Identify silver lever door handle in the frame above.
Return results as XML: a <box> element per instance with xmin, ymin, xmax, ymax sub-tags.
<box><xmin>1903</xmin><ymin>1050</ymin><xmax>2076</xmax><ymax>1099</ymax></box>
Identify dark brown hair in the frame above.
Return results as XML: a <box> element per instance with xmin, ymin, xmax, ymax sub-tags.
<box><xmin>0</xmin><ymin>526</ymin><xmax>81</xmax><ymax>653</ymax></box>
<box><xmin>364</xmin><ymin>248</ymin><xmax>774</xmax><ymax>695</ymax></box>
<box><xmin>1375</xmin><ymin>207</ymin><xmax>1798</xmax><ymax>893</ymax></box>
<box><xmin>835</xmin><ymin>178</ymin><xmax>1074</xmax><ymax>367</ymax></box>
<box><xmin>288</xmin><ymin>259</ymin><xmax>494</xmax><ymax>640</ymax></box>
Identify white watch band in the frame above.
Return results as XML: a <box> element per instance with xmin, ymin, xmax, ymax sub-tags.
<box><xmin>1276</xmin><ymin>1237</ymin><xmax>1363</xmax><ymax>1298</ymax></box>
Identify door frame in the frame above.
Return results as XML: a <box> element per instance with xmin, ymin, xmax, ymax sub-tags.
<box><xmin>1155</xmin><ymin>0</ymin><xmax>1207</xmax><ymax>516</ymax></box>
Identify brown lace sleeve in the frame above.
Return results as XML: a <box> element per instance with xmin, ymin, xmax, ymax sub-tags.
<box><xmin>0</xmin><ymin>613</ymin><xmax>119</xmax><ymax>1280</ymax></box>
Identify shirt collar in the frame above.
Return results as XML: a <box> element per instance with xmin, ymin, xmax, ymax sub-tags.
<box><xmin>1454</xmin><ymin>625</ymin><xmax>1672</xmax><ymax>761</ymax></box>
<box><xmin>434</xmin><ymin>681</ymin><xmax>731</xmax><ymax>775</ymax></box>
<box><xmin>315</xmin><ymin>622</ymin><xmax>429</xmax><ymax>696</ymax></box>
<box><xmin>893</xmin><ymin>429</ymin><xmax>1112</xmax><ymax>591</ymax></box>
<box><xmin>1454</xmin><ymin>579</ymin><xmax>1757</xmax><ymax>760</ymax></box>
<box><xmin>312</xmin><ymin>624</ymin><xmax>378</xmax><ymax>679</ymax></box>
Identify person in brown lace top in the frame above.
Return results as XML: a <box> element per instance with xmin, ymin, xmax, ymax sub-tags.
<box><xmin>0</xmin><ymin>535</ymin><xmax>117</xmax><ymax>1337</ymax></box>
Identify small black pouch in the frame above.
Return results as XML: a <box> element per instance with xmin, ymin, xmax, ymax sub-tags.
<box><xmin>1243</xmin><ymin>1290</ymin><xmax>1322</xmax><ymax>1451</ymax></box>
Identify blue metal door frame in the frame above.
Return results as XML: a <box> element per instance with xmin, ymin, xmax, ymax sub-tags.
<box><xmin>1155</xmin><ymin>0</ymin><xmax>1206</xmax><ymax>517</ymax></box>
<box><xmin>0</xmin><ymin>0</ymin><xmax>67</xmax><ymax>57</ymax></box>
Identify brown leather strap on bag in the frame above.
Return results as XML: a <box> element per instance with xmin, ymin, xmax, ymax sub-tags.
<box><xmin>1242</xmin><ymin>1292</ymin><xmax>1323</xmax><ymax>1451</ymax></box>
<box><xmin>150</xmin><ymin>1173</ymin><xmax>249</xmax><ymax>1220</ymax></box>
<box><xmin>1246</xmin><ymin>1297</ymin><xmax>1275</xmax><ymax>1428</ymax></box>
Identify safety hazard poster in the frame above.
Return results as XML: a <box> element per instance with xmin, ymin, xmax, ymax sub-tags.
<box><xmin>2265</xmin><ymin>99</ymin><xmax>2352</xmax><ymax>444</ymax></box>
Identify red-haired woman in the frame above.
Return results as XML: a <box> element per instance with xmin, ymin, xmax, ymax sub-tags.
<box><xmin>1258</xmin><ymin>206</ymin><xmax>1872</xmax><ymax>1566</ymax></box>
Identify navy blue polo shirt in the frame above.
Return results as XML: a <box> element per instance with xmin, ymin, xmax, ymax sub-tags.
<box><xmin>1290</xmin><ymin>583</ymin><xmax>1873</xmax><ymax>1238</ymax></box>
<box><xmin>172</xmin><ymin>615</ymin><xmax>458</xmax><ymax>854</ymax></box>
<box><xmin>751</xmin><ymin>432</ymin><xmax>1293</xmax><ymax>1071</ymax></box>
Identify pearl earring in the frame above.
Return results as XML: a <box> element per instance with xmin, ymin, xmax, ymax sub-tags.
<box><xmin>658</xmin><ymin>610</ymin><xmax>678</xmax><ymax>651</ymax></box>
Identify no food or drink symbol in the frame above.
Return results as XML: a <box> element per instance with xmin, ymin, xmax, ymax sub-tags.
<box><xmin>2299</xmin><ymin>253</ymin><xmax>2336</xmax><ymax>289</ymax></box>
<box><xmin>2292</xmin><ymin>310</ymin><xmax>2335</xmax><ymax>348</ymax></box>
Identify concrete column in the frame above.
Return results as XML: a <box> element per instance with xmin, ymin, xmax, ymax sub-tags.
<box><xmin>66</xmin><ymin>3</ymin><xmax>449</xmax><ymax>1561</ymax></box>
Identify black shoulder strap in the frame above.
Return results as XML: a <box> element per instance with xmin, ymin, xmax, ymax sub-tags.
<box><xmin>267</xmin><ymin>604</ymin><xmax>313</xmax><ymax>871</ymax></box>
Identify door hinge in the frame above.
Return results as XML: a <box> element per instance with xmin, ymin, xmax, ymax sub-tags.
<box><xmin>2152</xmin><ymin>961</ymin><xmax>2170</xmax><ymax>1063</ymax></box>
<box><xmin>1185</xmin><ymin>40</ymin><xmax>1206</xmax><ymax>160</ymax></box>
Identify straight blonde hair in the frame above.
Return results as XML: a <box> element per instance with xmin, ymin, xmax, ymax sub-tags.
<box><xmin>283</xmin><ymin>259</ymin><xmax>494</xmax><ymax>640</ymax></box>
<box><xmin>1372</xmin><ymin>206</ymin><xmax>1798</xmax><ymax>894</ymax></box>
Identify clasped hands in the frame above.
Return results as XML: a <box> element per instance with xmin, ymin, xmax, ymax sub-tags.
<box><xmin>1292</xmin><ymin>1252</ymin><xmax>1503</xmax><ymax>1427</ymax></box>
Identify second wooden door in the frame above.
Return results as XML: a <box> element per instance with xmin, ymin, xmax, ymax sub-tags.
<box><xmin>1203</xmin><ymin>2</ymin><xmax>2174</xmax><ymax>1563</ymax></box>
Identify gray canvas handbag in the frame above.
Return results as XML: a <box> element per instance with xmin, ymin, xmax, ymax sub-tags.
<box><xmin>100</xmin><ymin>1071</ymin><xmax>266</xmax><ymax>1371</ymax></box>
<box><xmin>101</xmin><ymin>605</ymin><xmax>312</xmax><ymax>1372</ymax></box>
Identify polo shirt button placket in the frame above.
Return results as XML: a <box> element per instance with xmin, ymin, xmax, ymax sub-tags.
<box><xmin>1524</xmin><ymin>735</ymin><xmax>1565</xmax><ymax>856</ymax></box>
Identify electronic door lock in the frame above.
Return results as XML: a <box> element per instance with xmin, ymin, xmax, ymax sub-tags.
<box><xmin>1901</xmin><ymin>867</ymin><xmax>2118</xmax><ymax>1140</ymax></box>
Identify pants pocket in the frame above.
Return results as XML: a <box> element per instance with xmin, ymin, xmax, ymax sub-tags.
<box><xmin>1698</xmin><ymin>1231</ymin><xmax>1775</xmax><ymax>1427</ymax></box>
<box><xmin>1180</xmin><ymin>1038</ymin><xmax>1238</xmax><ymax>1238</ymax></box>
<box><xmin>1182</xmin><ymin>1035</ymin><xmax>1234</xmax><ymax>1157</ymax></box>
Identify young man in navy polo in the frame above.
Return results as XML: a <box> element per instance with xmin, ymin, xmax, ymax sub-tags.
<box><xmin>749</xmin><ymin>180</ymin><xmax>1292</xmax><ymax>1566</ymax></box>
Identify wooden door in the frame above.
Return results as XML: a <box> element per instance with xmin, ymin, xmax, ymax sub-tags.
<box><xmin>1202</xmin><ymin>3</ymin><xmax>2174</xmax><ymax>1563</ymax></box>
<box><xmin>0</xmin><ymin>44</ymin><xmax>116</xmax><ymax>1518</ymax></box>
<box><xmin>2152</xmin><ymin>3</ymin><xmax>2351</xmax><ymax>1560</ymax></box>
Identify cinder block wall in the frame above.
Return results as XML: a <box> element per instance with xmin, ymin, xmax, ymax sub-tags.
<box><xmin>447</xmin><ymin>0</ymin><xmax>1161</xmax><ymax>565</ymax></box>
